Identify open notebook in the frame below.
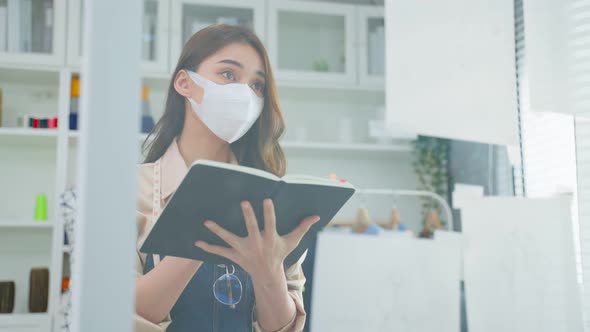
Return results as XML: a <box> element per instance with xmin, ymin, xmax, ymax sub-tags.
<box><xmin>140</xmin><ymin>159</ymin><xmax>356</xmax><ymax>268</ymax></box>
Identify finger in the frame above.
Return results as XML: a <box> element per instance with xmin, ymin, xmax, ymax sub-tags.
<box><xmin>195</xmin><ymin>241</ymin><xmax>238</xmax><ymax>262</ymax></box>
<box><xmin>203</xmin><ymin>220</ymin><xmax>240</xmax><ymax>248</ymax></box>
<box><xmin>263</xmin><ymin>198</ymin><xmax>277</xmax><ymax>237</ymax></box>
<box><xmin>284</xmin><ymin>215</ymin><xmax>321</xmax><ymax>249</ymax></box>
<box><xmin>241</xmin><ymin>201</ymin><xmax>261</xmax><ymax>238</ymax></box>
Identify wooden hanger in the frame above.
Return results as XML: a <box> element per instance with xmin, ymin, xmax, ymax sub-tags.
<box><xmin>353</xmin><ymin>206</ymin><xmax>371</xmax><ymax>234</ymax></box>
<box><xmin>386</xmin><ymin>207</ymin><xmax>402</xmax><ymax>230</ymax></box>
<box><xmin>425</xmin><ymin>210</ymin><xmax>443</xmax><ymax>230</ymax></box>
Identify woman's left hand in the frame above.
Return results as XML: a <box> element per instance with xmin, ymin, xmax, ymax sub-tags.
<box><xmin>194</xmin><ymin>199</ymin><xmax>320</xmax><ymax>280</ymax></box>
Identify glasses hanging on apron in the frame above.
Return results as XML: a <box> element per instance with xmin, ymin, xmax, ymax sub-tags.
<box><xmin>213</xmin><ymin>264</ymin><xmax>243</xmax><ymax>308</ymax></box>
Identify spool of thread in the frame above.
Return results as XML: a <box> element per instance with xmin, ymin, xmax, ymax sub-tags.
<box><xmin>34</xmin><ymin>194</ymin><xmax>48</xmax><ymax>221</ymax></box>
<box><xmin>48</xmin><ymin>118</ymin><xmax>58</xmax><ymax>128</ymax></box>
<box><xmin>24</xmin><ymin>116</ymin><xmax>58</xmax><ymax>129</ymax></box>
<box><xmin>0</xmin><ymin>281</ymin><xmax>15</xmax><ymax>313</ymax></box>
<box><xmin>29</xmin><ymin>268</ymin><xmax>49</xmax><ymax>313</ymax></box>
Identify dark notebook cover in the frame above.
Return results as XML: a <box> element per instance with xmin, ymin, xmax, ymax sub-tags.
<box><xmin>140</xmin><ymin>160</ymin><xmax>356</xmax><ymax>268</ymax></box>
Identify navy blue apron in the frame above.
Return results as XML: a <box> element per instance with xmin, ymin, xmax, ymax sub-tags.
<box><xmin>143</xmin><ymin>256</ymin><xmax>255</xmax><ymax>331</ymax></box>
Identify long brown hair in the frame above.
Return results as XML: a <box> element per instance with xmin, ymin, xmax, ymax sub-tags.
<box><xmin>142</xmin><ymin>24</ymin><xmax>287</xmax><ymax>176</ymax></box>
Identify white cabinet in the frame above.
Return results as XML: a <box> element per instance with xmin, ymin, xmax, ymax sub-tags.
<box><xmin>268</xmin><ymin>0</ymin><xmax>356</xmax><ymax>86</ymax></box>
<box><xmin>66</xmin><ymin>0</ymin><xmax>170</xmax><ymax>74</ymax></box>
<box><xmin>357</xmin><ymin>6</ymin><xmax>384</xmax><ymax>88</ymax></box>
<box><xmin>170</xmin><ymin>0</ymin><xmax>265</xmax><ymax>73</ymax></box>
<box><xmin>0</xmin><ymin>0</ymin><xmax>66</xmax><ymax>67</ymax></box>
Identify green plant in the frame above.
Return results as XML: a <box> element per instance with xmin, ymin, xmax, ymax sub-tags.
<box><xmin>411</xmin><ymin>136</ymin><xmax>450</xmax><ymax>227</ymax></box>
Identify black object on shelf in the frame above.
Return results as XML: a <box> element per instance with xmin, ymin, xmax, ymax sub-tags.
<box><xmin>29</xmin><ymin>268</ymin><xmax>49</xmax><ymax>313</ymax></box>
<box><xmin>0</xmin><ymin>281</ymin><xmax>15</xmax><ymax>313</ymax></box>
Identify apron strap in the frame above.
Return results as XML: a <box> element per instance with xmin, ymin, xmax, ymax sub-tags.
<box><xmin>150</xmin><ymin>159</ymin><xmax>162</xmax><ymax>266</ymax></box>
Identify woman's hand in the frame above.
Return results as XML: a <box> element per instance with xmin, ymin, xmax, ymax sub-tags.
<box><xmin>194</xmin><ymin>198</ymin><xmax>320</xmax><ymax>281</ymax></box>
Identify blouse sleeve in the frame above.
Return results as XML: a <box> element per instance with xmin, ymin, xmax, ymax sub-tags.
<box><xmin>252</xmin><ymin>252</ymin><xmax>308</xmax><ymax>332</ymax></box>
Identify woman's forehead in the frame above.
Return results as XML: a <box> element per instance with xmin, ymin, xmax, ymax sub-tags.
<box><xmin>205</xmin><ymin>43</ymin><xmax>265</xmax><ymax>73</ymax></box>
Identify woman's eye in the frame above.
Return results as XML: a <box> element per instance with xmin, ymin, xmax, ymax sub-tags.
<box><xmin>252</xmin><ymin>82</ymin><xmax>265</xmax><ymax>93</ymax></box>
<box><xmin>221</xmin><ymin>71</ymin><xmax>235</xmax><ymax>81</ymax></box>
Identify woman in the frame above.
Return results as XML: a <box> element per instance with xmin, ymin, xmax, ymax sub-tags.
<box><xmin>134</xmin><ymin>25</ymin><xmax>320</xmax><ymax>332</ymax></box>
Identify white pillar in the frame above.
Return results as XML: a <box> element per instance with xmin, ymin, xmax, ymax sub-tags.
<box><xmin>71</xmin><ymin>0</ymin><xmax>143</xmax><ymax>331</ymax></box>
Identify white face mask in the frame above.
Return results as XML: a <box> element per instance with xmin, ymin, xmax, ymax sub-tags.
<box><xmin>186</xmin><ymin>70</ymin><xmax>264</xmax><ymax>143</ymax></box>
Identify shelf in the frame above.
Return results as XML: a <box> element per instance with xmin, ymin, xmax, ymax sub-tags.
<box><xmin>69</xmin><ymin>131</ymin><xmax>149</xmax><ymax>141</ymax></box>
<box><xmin>67</xmin><ymin>132</ymin><xmax>409</xmax><ymax>153</ymax></box>
<box><xmin>0</xmin><ymin>65</ymin><xmax>61</xmax><ymax>85</ymax></box>
<box><xmin>0</xmin><ymin>220</ymin><xmax>55</xmax><ymax>229</ymax></box>
<box><xmin>0</xmin><ymin>313</ymin><xmax>51</xmax><ymax>327</ymax></box>
<box><xmin>281</xmin><ymin>141</ymin><xmax>412</xmax><ymax>153</ymax></box>
<box><xmin>0</xmin><ymin>128</ymin><xmax>58</xmax><ymax>147</ymax></box>
<box><xmin>71</xmin><ymin>133</ymin><xmax>410</xmax><ymax>152</ymax></box>
<box><xmin>0</xmin><ymin>128</ymin><xmax>58</xmax><ymax>137</ymax></box>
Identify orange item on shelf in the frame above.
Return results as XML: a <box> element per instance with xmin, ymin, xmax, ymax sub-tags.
<box><xmin>71</xmin><ymin>76</ymin><xmax>80</xmax><ymax>97</ymax></box>
<box><xmin>62</xmin><ymin>277</ymin><xmax>70</xmax><ymax>292</ymax></box>
<box><xmin>142</xmin><ymin>85</ymin><xmax>150</xmax><ymax>101</ymax></box>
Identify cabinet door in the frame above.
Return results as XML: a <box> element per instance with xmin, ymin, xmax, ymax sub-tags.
<box><xmin>268</xmin><ymin>0</ymin><xmax>356</xmax><ymax>87</ymax></box>
<box><xmin>357</xmin><ymin>6</ymin><xmax>384</xmax><ymax>88</ymax></box>
<box><xmin>385</xmin><ymin>0</ymin><xmax>518</xmax><ymax>146</ymax></box>
<box><xmin>170</xmin><ymin>0</ymin><xmax>265</xmax><ymax>72</ymax></box>
<box><xmin>66</xmin><ymin>0</ymin><xmax>169</xmax><ymax>74</ymax></box>
<box><xmin>0</xmin><ymin>0</ymin><xmax>66</xmax><ymax>66</ymax></box>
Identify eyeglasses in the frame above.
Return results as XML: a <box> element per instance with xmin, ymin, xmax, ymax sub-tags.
<box><xmin>213</xmin><ymin>264</ymin><xmax>242</xmax><ymax>308</ymax></box>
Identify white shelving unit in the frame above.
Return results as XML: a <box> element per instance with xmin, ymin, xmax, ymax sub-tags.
<box><xmin>0</xmin><ymin>1</ymin><xmax>417</xmax><ymax>331</ymax></box>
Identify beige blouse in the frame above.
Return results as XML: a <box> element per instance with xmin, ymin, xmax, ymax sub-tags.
<box><xmin>134</xmin><ymin>139</ymin><xmax>307</xmax><ymax>332</ymax></box>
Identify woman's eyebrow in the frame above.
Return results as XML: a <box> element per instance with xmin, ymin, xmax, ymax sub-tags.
<box><xmin>217</xmin><ymin>59</ymin><xmax>266</xmax><ymax>80</ymax></box>
<box><xmin>217</xmin><ymin>59</ymin><xmax>243</xmax><ymax>68</ymax></box>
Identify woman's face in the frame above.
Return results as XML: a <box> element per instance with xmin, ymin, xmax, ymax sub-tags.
<box><xmin>178</xmin><ymin>42</ymin><xmax>267</xmax><ymax>104</ymax></box>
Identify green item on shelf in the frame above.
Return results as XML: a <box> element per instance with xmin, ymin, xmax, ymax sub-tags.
<box><xmin>34</xmin><ymin>194</ymin><xmax>48</xmax><ymax>221</ymax></box>
<box><xmin>312</xmin><ymin>59</ymin><xmax>329</xmax><ymax>72</ymax></box>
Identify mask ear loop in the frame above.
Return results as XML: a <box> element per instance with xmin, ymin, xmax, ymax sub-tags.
<box><xmin>185</xmin><ymin>70</ymin><xmax>207</xmax><ymax>117</ymax></box>
<box><xmin>185</xmin><ymin>70</ymin><xmax>208</xmax><ymax>87</ymax></box>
